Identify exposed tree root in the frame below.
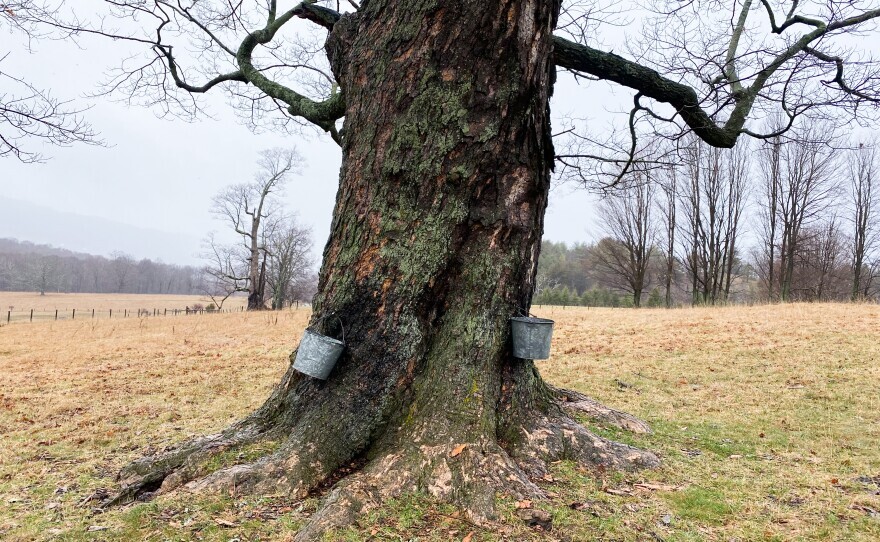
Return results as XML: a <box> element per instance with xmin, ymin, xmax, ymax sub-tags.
<box><xmin>178</xmin><ymin>438</ymin><xmax>338</xmax><ymax>499</ymax></box>
<box><xmin>110</xmin><ymin>416</ymin><xmax>351</xmax><ymax>506</ymax></box>
<box><xmin>293</xmin><ymin>440</ymin><xmax>541</xmax><ymax>542</ymax></box>
<box><xmin>508</xmin><ymin>409</ymin><xmax>660</xmax><ymax>480</ymax></box>
<box><xmin>108</xmin><ymin>422</ymin><xmax>269</xmax><ymax>506</ymax></box>
<box><xmin>550</xmin><ymin>385</ymin><xmax>653</xmax><ymax>434</ymax></box>
<box><xmin>294</xmin><ymin>406</ymin><xmax>658</xmax><ymax>541</ymax></box>
<box><xmin>110</xmin><ymin>377</ymin><xmax>657</xmax><ymax>540</ymax></box>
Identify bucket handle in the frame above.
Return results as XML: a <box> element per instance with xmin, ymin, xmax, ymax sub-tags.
<box><xmin>311</xmin><ymin>312</ymin><xmax>346</xmax><ymax>345</ymax></box>
<box><xmin>513</xmin><ymin>306</ymin><xmax>538</xmax><ymax>318</ymax></box>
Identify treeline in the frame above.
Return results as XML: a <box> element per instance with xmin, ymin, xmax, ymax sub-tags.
<box><xmin>538</xmin><ymin>121</ymin><xmax>879</xmax><ymax>307</ymax></box>
<box><xmin>533</xmin><ymin>242</ymin><xmax>678</xmax><ymax>307</ymax></box>
<box><xmin>0</xmin><ymin>238</ymin><xmax>201</xmax><ymax>295</ymax></box>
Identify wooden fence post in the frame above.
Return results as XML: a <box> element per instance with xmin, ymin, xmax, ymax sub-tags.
<box><xmin>72</xmin><ymin>309</ymin><xmax>76</xmax><ymax>320</ymax></box>
<box><xmin>30</xmin><ymin>309</ymin><xmax>33</xmax><ymax>322</ymax></box>
<box><xmin>55</xmin><ymin>310</ymin><xmax>58</xmax><ymax>321</ymax></box>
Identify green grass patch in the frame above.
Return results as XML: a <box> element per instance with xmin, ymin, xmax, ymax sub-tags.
<box><xmin>667</xmin><ymin>486</ymin><xmax>734</xmax><ymax>524</ymax></box>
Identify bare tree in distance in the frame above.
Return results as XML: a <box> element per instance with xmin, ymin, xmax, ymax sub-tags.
<box><xmin>757</xmin><ymin>121</ymin><xmax>843</xmax><ymax>301</ymax></box>
<box><xmin>656</xmin><ymin>163</ymin><xmax>678</xmax><ymax>307</ymax></box>
<box><xmin>21</xmin><ymin>1</ymin><xmax>880</xmax><ymax>538</ymax></box>
<box><xmin>109</xmin><ymin>251</ymin><xmax>136</xmax><ymax>293</ymax></box>
<box><xmin>813</xmin><ymin>214</ymin><xmax>847</xmax><ymax>301</ymax></box>
<box><xmin>777</xmin><ymin>215</ymin><xmax>850</xmax><ymax>300</ymax></box>
<box><xmin>207</xmin><ymin>147</ymin><xmax>303</xmax><ymax>310</ymax></box>
<box><xmin>594</xmin><ymin>171</ymin><xmax>657</xmax><ymax>307</ymax></box>
<box><xmin>680</xmin><ymin>136</ymin><xmax>750</xmax><ymax>305</ymax></box>
<box><xmin>266</xmin><ymin>214</ymin><xmax>314</xmax><ymax>310</ymax></box>
<box><xmin>27</xmin><ymin>254</ymin><xmax>62</xmax><ymax>295</ymax></box>
<box><xmin>0</xmin><ymin>2</ymin><xmax>100</xmax><ymax>162</ymax></box>
<box><xmin>200</xmin><ymin>231</ymin><xmax>249</xmax><ymax>309</ymax></box>
<box><xmin>849</xmin><ymin>141</ymin><xmax>880</xmax><ymax>300</ymax></box>
<box><xmin>756</xmin><ymin>133</ymin><xmax>784</xmax><ymax>301</ymax></box>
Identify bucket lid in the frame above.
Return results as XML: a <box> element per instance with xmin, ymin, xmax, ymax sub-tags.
<box><xmin>510</xmin><ymin>316</ymin><xmax>554</xmax><ymax>325</ymax></box>
<box><xmin>303</xmin><ymin>328</ymin><xmax>344</xmax><ymax>346</ymax></box>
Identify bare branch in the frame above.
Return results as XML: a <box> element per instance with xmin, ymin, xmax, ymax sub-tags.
<box><xmin>553</xmin><ymin>2</ymin><xmax>880</xmax><ymax>150</ymax></box>
<box><xmin>0</xmin><ymin>64</ymin><xmax>102</xmax><ymax>162</ymax></box>
<box><xmin>235</xmin><ymin>2</ymin><xmax>344</xmax><ymax>132</ymax></box>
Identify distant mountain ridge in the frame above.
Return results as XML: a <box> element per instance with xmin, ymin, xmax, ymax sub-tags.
<box><xmin>0</xmin><ymin>237</ymin><xmax>95</xmax><ymax>259</ymax></box>
<box><xmin>0</xmin><ymin>197</ymin><xmax>202</xmax><ymax>265</ymax></box>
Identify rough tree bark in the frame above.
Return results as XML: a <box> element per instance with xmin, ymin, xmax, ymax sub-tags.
<box><xmin>110</xmin><ymin>1</ymin><xmax>658</xmax><ymax>539</ymax></box>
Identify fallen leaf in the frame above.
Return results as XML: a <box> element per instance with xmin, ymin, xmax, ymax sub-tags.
<box><xmin>515</xmin><ymin>500</ymin><xmax>532</xmax><ymax>509</ymax></box>
<box><xmin>462</xmin><ymin>531</ymin><xmax>475</xmax><ymax>542</ymax></box>
<box><xmin>634</xmin><ymin>482</ymin><xmax>679</xmax><ymax>492</ymax></box>
<box><xmin>604</xmin><ymin>487</ymin><xmax>632</xmax><ymax>496</ymax></box>
<box><xmin>450</xmin><ymin>444</ymin><xmax>467</xmax><ymax>457</ymax></box>
<box><xmin>213</xmin><ymin>517</ymin><xmax>238</xmax><ymax>528</ymax></box>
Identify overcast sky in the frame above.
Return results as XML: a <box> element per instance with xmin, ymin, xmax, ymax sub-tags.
<box><xmin>0</xmin><ymin>18</ymin><xmax>633</xmax><ymax>266</ymax></box>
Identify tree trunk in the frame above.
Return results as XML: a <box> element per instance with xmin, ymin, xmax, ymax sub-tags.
<box><xmin>247</xmin><ymin>211</ymin><xmax>264</xmax><ymax>310</ymax></box>
<box><xmin>246</xmin><ymin>241</ymin><xmax>262</xmax><ymax>310</ymax></box>
<box><xmin>110</xmin><ymin>2</ymin><xmax>657</xmax><ymax>538</ymax></box>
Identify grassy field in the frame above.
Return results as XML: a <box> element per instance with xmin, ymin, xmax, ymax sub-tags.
<box><xmin>0</xmin><ymin>302</ymin><xmax>878</xmax><ymax>541</ymax></box>
<box><xmin>0</xmin><ymin>292</ymin><xmax>248</xmax><ymax>322</ymax></box>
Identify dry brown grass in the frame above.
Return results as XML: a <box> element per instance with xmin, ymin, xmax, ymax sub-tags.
<box><xmin>0</xmin><ymin>291</ymin><xmax>248</xmax><ymax>312</ymax></box>
<box><xmin>1</xmin><ymin>302</ymin><xmax>878</xmax><ymax>541</ymax></box>
<box><xmin>537</xmin><ymin>303</ymin><xmax>880</xmax><ymax>541</ymax></box>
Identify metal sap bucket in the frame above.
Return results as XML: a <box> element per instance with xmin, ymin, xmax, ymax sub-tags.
<box><xmin>292</xmin><ymin>329</ymin><xmax>345</xmax><ymax>380</ymax></box>
<box><xmin>510</xmin><ymin>317</ymin><xmax>554</xmax><ymax>359</ymax></box>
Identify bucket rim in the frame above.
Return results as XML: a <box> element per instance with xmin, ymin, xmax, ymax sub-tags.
<box><xmin>510</xmin><ymin>316</ymin><xmax>555</xmax><ymax>325</ymax></box>
<box><xmin>303</xmin><ymin>328</ymin><xmax>345</xmax><ymax>346</ymax></box>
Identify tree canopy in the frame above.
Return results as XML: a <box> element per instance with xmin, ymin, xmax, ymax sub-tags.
<box><xmin>4</xmin><ymin>0</ymin><xmax>879</xmax><ymax>165</ymax></box>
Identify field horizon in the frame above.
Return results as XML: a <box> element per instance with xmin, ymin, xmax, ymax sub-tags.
<box><xmin>0</xmin><ymin>291</ymin><xmax>249</xmax><ymax>312</ymax></box>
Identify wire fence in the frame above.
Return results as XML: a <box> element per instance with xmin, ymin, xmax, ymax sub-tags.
<box><xmin>2</xmin><ymin>306</ymin><xmax>247</xmax><ymax>324</ymax></box>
